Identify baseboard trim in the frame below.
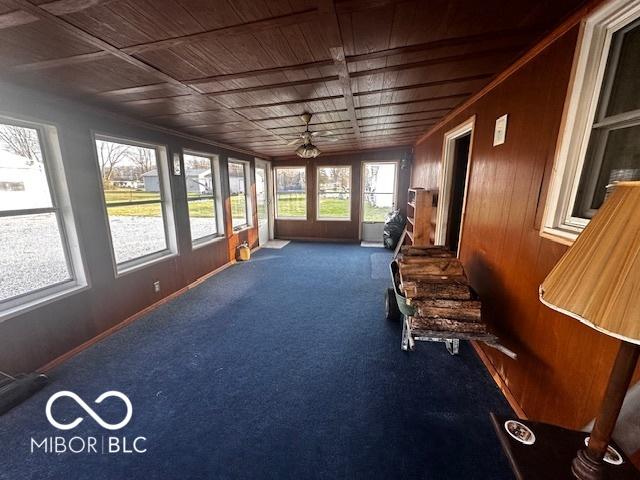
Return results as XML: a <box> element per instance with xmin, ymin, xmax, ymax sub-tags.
<box><xmin>471</xmin><ymin>341</ymin><xmax>527</xmax><ymax>419</ymax></box>
<box><xmin>39</xmin><ymin>259</ymin><xmax>237</xmax><ymax>373</ymax></box>
<box><xmin>275</xmin><ymin>236</ymin><xmax>357</xmax><ymax>243</ymax></box>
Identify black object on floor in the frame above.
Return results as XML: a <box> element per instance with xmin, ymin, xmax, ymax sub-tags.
<box><xmin>0</xmin><ymin>371</ymin><xmax>48</xmax><ymax>415</ymax></box>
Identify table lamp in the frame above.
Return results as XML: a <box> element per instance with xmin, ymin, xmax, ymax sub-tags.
<box><xmin>539</xmin><ymin>181</ymin><xmax>640</xmax><ymax>479</ymax></box>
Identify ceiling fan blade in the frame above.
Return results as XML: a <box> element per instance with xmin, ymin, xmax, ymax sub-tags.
<box><xmin>286</xmin><ymin>137</ymin><xmax>303</xmax><ymax>146</ymax></box>
<box><xmin>312</xmin><ymin>130</ymin><xmax>334</xmax><ymax>137</ymax></box>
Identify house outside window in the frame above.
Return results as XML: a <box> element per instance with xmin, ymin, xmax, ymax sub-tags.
<box><xmin>0</xmin><ymin>118</ymin><xmax>86</xmax><ymax>318</ymax></box>
<box><xmin>228</xmin><ymin>160</ymin><xmax>251</xmax><ymax>230</ymax></box>
<box><xmin>183</xmin><ymin>152</ymin><xmax>224</xmax><ymax>245</ymax></box>
<box><xmin>543</xmin><ymin>0</ymin><xmax>640</xmax><ymax>244</ymax></box>
<box><xmin>94</xmin><ymin>135</ymin><xmax>176</xmax><ymax>274</ymax></box>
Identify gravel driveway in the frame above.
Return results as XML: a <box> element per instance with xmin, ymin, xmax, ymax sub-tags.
<box><xmin>1</xmin><ymin>214</ymin><xmax>214</xmax><ymax>301</ymax></box>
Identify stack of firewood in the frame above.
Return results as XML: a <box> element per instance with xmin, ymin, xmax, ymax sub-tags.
<box><xmin>397</xmin><ymin>246</ymin><xmax>486</xmax><ymax>335</ymax></box>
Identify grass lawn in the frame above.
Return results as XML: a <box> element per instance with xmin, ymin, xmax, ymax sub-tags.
<box><xmin>277</xmin><ymin>193</ymin><xmax>390</xmax><ymax>222</ymax></box>
<box><xmin>105</xmin><ymin>190</ymin><xmax>391</xmax><ymax>222</ymax></box>
<box><xmin>105</xmin><ymin>189</ymin><xmax>223</xmax><ymax>218</ymax></box>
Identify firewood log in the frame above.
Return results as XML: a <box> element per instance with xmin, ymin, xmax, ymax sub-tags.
<box><xmin>412</xmin><ymin>299</ymin><xmax>482</xmax><ymax>322</ymax></box>
<box><xmin>410</xmin><ymin>317</ymin><xmax>487</xmax><ymax>333</ymax></box>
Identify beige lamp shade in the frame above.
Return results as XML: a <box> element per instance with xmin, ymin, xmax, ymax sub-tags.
<box><xmin>540</xmin><ymin>181</ymin><xmax>640</xmax><ymax>345</ymax></box>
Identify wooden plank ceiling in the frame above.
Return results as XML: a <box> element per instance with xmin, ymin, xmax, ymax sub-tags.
<box><xmin>0</xmin><ymin>0</ymin><xmax>587</xmax><ymax>157</ymax></box>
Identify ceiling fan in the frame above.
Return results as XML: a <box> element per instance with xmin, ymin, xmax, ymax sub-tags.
<box><xmin>286</xmin><ymin>112</ymin><xmax>338</xmax><ymax>158</ymax></box>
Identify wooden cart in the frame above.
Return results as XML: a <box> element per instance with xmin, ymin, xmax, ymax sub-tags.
<box><xmin>385</xmin><ymin>246</ymin><xmax>516</xmax><ymax>359</ymax></box>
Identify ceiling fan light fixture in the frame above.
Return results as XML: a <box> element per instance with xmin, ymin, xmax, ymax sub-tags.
<box><xmin>295</xmin><ymin>142</ymin><xmax>321</xmax><ymax>158</ymax></box>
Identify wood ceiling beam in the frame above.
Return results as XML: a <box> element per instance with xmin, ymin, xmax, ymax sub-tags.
<box><xmin>357</xmin><ymin>110</ymin><xmax>451</xmax><ymax>121</ymax></box>
<box><xmin>98</xmin><ymin>82</ymin><xmax>177</xmax><ymax>97</ymax></box>
<box><xmin>121</xmin><ymin>9</ymin><xmax>320</xmax><ymax>55</ymax></box>
<box><xmin>345</xmin><ymin>27</ymin><xmax>537</xmax><ymax>64</ymax></box>
<box><xmin>9</xmin><ymin>0</ymin><xmax>289</xmax><ymax>148</ymax></box>
<box><xmin>250</xmin><ymin>109</ymin><xmax>348</xmax><ymax>122</ymax></box>
<box><xmin>233</xmin><ymin>95</ymin><xmax>344</xmax><ymax>111</ymax></box>
<box><xmin>353</xmin><ymin>73</ymin><xmax>493</xmax><ymax>97</ymax></box>
<box><xmin>358</xmin><ymin>117</ymin><xmax>442</xmax><ymax>127</ymax></box>
<box><xmin>355</xmin><ymin>92</ymin><xmax>470</xmax><ymax>110</ymax></box>
<box><xmin>267</xmin><ymin>120</ymin><xmax>353</xmax><ymax>131</ymax></box>
<box><xmin>185</xmin><ymin>59</ymin><xmax>335</xmax><ymax>86</ymax></box>
<box><xmin>11</xmin><ymin>51</ymin><xmax>110</xmax><ymax>73</ymax></box>
<box><xmin>360</xmin><ymin>122</ymin><xmax>436</xmax><ymax>133</ymax></box>
<box><xmin>350</xmin><ymin>46</ymin><xmax>519</xmax><ymax>78</ymax></box>
<box><xmin>331</xmin><ymin>46</ymin><xmax>361</xmax><ymax>140</ymax></box>
<box><xmin>205</xmin><ymin>75</ymin><xmax>339</xmax><ymax>97</ymax></box>
<box><xmin>0</xmin><ymin>0</ymin><xmax>113</xmax><ymax>30</ymax></box>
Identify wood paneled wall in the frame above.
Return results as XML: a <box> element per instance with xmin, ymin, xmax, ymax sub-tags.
<box><xmin>0</xmin><ymin>82</ymin><xmax>259</xmax><ymax>374</ymax></box>
<box><xmin>411</xmin><ymin>26</ymin><xmax>630</xmax><ymax>428</ymax></box>
<box><xmin>273</xmin><ymin>148</ymin><xmax>411</xmax><ymax>242</ymax></box>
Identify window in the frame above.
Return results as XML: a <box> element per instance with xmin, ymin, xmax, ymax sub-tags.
<box><xmin>317</xmin><ymin>166</ymin><xmax>351</xmax><ymax>220</ymax></box>
<box><xmin>184</xmin><ymin>152</ymin><xmax>223</xmax><ymax>244</ymax></box>
<box><xmin>363</xmin><ymin>163</ymin><xmax>397</xmax><ymax>222</ymax></box>
<box><xmin>95</xmin><ymin>135</ymin><xmax>176</xmax><ymax>273</ymax></box>
<box><xmin>228</xmin><ymin>160</ymin><xmax>250</xmax><ymax>230</ymax></box>
<box><xmin>275</xmin><ymin>167</ymin><xmax>306</xmax><ymax>219</ymax></box>
<box><xmin>0</xmin><ymin>118</ymin><xmax>85</xmax><ymax>314</ymax></box>
<box><xmin>543</xmin><ymin>0</ymin><xmax>640</xmax><ymax>243</ymax></box>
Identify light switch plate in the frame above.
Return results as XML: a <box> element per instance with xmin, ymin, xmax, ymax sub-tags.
<box><xmin>172</xmin><ymin>153</ymin><xmax>182</xmax><ymax>175</ymax></box>
<box><xmin>493</xmin><ymin>114</ymin><xmax>508</xmax><ymax>146</ymax></box>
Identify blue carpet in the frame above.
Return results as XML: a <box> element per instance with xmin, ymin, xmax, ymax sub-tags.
<box><xmin>0</xmin><ymin>242</ymin><xmax>513</xmax><ymax>480</ymax></box>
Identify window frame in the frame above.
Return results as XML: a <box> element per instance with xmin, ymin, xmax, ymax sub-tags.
<box><xmin>316</xmin><ymin>165</ymin><xmax>352</xmax><ymax>221</ymax></box>
<box><xmin>92</xmin><ymin>133</ymin><xmax>177</xmax><ymax>276</ymax></box>
<box><xmin>542</xmin><ymin>0</ymin><xmax>640</xmax><ymax>245</ymax></box>
<box><xmin>183</xmin><ymin>150</ymin><xmax>225</xmax><ymax>247</ymax></box>
<box><xmin>274</xmin><ymin>166</ymin><xmax>307</xmax><ymax>221</ymax></box>
<box><xmin>228</xmin><ymin>158</ymin><xmax>252</xmax><ymax>232</ymax></box>
<box><xmin>0</xmin><ymin>115</ymin><xmax>87</xmax><ymax>321</ymax></box>
<box><xmin>361</xmin><ymin>161</ymin><xmax>399</xmax><ymax>224</ymax></box>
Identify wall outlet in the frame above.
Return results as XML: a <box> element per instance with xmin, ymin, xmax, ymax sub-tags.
<box><xmin>153</xmin><ymin>280</ymin><xmax>161</xmax><ymax>293</ymax></box>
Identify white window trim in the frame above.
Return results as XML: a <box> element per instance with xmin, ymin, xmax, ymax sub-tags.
<box><xmin>435</xmin><ymin>116</ymin><xmax>475</xmax><ymax>249</ymax></box>
<box><xmin>542</xmin><ymin>0</ymin><xmax>640</xmax><ymax>245</ymax></box>
<box><xmin>0</xmin><ymin>115</ymin><xmax>88</xmax><ymax>322</ymax></box>
<box><xmin>228</xmin><ymin>158</ymin><xmax>252</xmax><ymax>231</ymax></box>
<box><xmin>92</xmin><ymin>133</ymin><xmax>178</xmax><ymax>277</ymax></box>
<box><xmin>183</xmin><ymin>150</ymin><xmax>225</xmax><ymax>247</ymax></box>
<box><xmin>360</xmin><ymin>161</ymin><xmax>399</xmax><ymax>225</ymax></box>
<box><xmin>274</xmin><ymin>166</ymin><xmax>307</xmax><ymax>220</ymax></box>
<box><xmin>316</xmin><ymin>165</ymin><xmax>352</xmax><ymax>221</ymax></box>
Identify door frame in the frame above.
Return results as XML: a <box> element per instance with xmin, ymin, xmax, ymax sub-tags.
<box><xmin>254</xmin><ymin>158</ymin><xmax>274</xmax><ymax>244</ymax></box>
<box><xmin>434</xmin><ymin>115</ymin><xmax>475</xmax><ymax>254</ymax></box>
<box><xmin>359</xmin><ymin>160</ymin><xmax>400</xmax><ymax>240</ymax></box>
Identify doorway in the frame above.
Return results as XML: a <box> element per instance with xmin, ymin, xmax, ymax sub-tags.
<box><xmin>435</xmin><ymin>116</ymin><xmax>474</xmax><ymax>255</ymax></box>
<box><xmin>361</xmin><ymin>162</ymin><xmax>398</xmax><ymax>243</ymax></box>
<box><xmin>254</xmin><ymin>159</ymin><xmax>273</xmax><ymax>246</ymax></box>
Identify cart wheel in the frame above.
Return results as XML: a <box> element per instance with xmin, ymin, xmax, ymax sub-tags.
<box><xmin>385</xmin><ymin>287</ymin><xmax>401</xmax><ymax>321</ymax></box>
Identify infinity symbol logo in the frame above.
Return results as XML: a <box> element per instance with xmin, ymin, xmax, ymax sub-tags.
<box><xmin>45</xmin><ymin>391</ymin><xmax>133</xmax><ymax>431</ymax></box>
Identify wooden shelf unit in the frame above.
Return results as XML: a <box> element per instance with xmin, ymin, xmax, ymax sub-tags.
<box><xmin>406</xmin><ymin>188</ymin><xmax>437</xmax><ymax>246</ymax></box>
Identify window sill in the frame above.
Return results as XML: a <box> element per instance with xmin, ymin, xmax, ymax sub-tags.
<box><xmin>192</xmin><ymin>234</ymin><xmax>226</xmax><ymax>250</ymax></box>
<box><xmin>539</xmin><ymin>226</ymin><xmax>578</xmax><ymax>246</ymax></box>
<box><xmin>316</xmin><ymin>218</ymin><xmax>351</xmax><ymax>222</ymax></box>
<box><xmin>275</xmin><ymin>217</ymin><xmax>307</xmax><ymax>221</ymax></box>
<box><xmin>0</xmin><ymin>282</ymin><xmax>89</xmax><ymax>324</ymax></box>
<box><xmin>115</xmin><ymin>250</ymin><xmax>178</xmax><ymax>278</ymax></box>
<box><xmin>232</xmin><ymin>225</ymin><xmax>252</xmax><ymax>234</ymax></box>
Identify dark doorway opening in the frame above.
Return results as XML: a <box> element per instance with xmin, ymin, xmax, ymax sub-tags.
<box><xmin>446</xmin><ymin>133</ymin><xmax>471</xmax><ymax>253</ymax></box>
